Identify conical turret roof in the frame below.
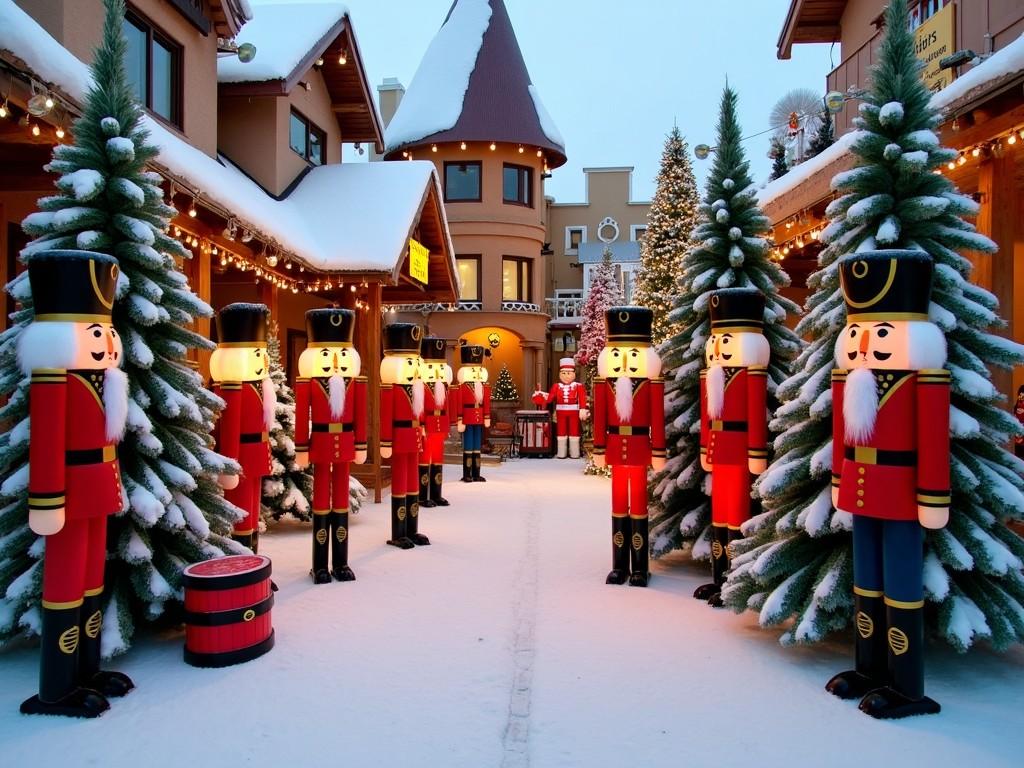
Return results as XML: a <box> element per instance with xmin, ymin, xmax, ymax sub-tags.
<box><xmin>383</xmin><ymin>0</ymin><xmax>566</xmax><ymax>167</ymax></box>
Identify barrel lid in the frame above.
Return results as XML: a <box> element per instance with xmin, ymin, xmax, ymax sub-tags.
<box><xmin>183</xmin><ymin>554</ymin><xmax>272</xmax><ymax>590</ymax></box>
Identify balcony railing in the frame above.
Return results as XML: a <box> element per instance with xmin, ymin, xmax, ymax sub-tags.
<box><xmin>826</xmin><ymin>30</ymin><xmax>882</xmax><ymax>138</ymax></box>
<box><xmin>501</xmin><ymin>300</ymin><xmax>541</xmax><ymax>313</ymax></box>
<box><xmin>545</xmin><ymin>296</ymin><xmax>584</xmax><ymax>321</ymax></box>
<box><xmin>390</xmin><ymin>301</ymin><xmax>483</xmax><ymax>313</ymax></box>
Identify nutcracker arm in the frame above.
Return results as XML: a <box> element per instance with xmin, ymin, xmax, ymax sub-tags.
<box><xmin>650</xmin><ymin>378</ymin><xmax>666</xmax><ymax>461</ymax></box>
<box><xmin>916</xmin><ymin>370</ymin><xmax>951</xmax><ymax>526</ymax></box>
<box><xmin>216</xmin><ymin>382</ymin><xmax>242</xmax><ymax>461</ymax></box>
<box><xmin>354</xmin><ymin>377</ymin><xmax>368</xmax><ymax>450</ymax></box>
<box><xmin>747</xmin><ymin>366</ymin><xmax>769</xmax><ymax>468</ymax></box>
<box><xmin>831</xmin><ymin>370</ymin><xmax>846</xmax><ymax>494</ymax></box>
<box><xmin>450</xmin><ymin>383</ymin><xmax>461</xmax><ymax>425</ymax></box>
<box><xmin>379</xmin><ymin>384</ymin><xmax>393</xmax><ymax>449</ymax></box>
<box><xmin>699</xmin><ymin>370</ymin><xmax>709</xmax><ymax>455</ymax></box>
<box><xmin>482</xmin><ymin>384</ymin><xmax>491</xmax><ymax>421</ymax></box>
<box><xmin>592</xmin><ymin>377</ymin><xmax>607</xmax><ymax>453</ymax></box>
<box><xmin>28</xmin><ymin>371</ymin><xmax>67</xmax><ymax>532</ymax></box>
<box><xmin>294</xmin><ymin>378</ymin><xmax>311</xmax><ymax>452</ymax></box>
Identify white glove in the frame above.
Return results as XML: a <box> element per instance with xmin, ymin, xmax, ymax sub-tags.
<box><xmin>457</xmin><ymin>422</ymin><xmax>466</xmax><ymax>433</ymax></box>
<box><xmin>295</xmin><ymin>451</ymin><xmax>310</xmax><ymax>469</ymax></box>
<box><xmin>919</xmin><ymin>506</ymin><xmax>949</xmax><ymax>530</ymax></box>
<box><xmin>354</xmin><ymin>450</ymin><xmax>367</xmax><ymax>465</ymax></box>
<box><xmin>592</xmin><ymin>454</ymin><xmax>606</xmax><ymax>468</ymax></box>
<box><xmin>579</xmin><ymin>408</ymin><xmax>590</xmax><ymax>422</ymax></box>
<box><xmin>219</xmin><ymin>473</ymin><xmax>240</xmax><ymax>490</ymax></box>
<box><xmin>651</xmin><ymin>456</ymin><xmax>666</xmax><ymax>471</ymax></box>
<box><xmin>380</xmin><ymin>446</ymin><xmax>392</xmax><ymax>459</ymax></box>
<box><xmin>700</xmin><ymin>455</ymin><xmax>712</xmax><ymax>472</ymax></box>
<box><xmin>484</xmin><ymin>417</ymin><xmax>491</xmax><ymax>428</ymax></box>
<box><xmin>748</xmin><ymin>458</ymin><xmax>767</xmax><ymax>475</ymax></box>
<box><xmin>831</xmin><ymin>486</ymin><xmax>840</xmax><ymax>509</ymax></box>
<box><xmin>30</xmin><ymin>507</ymin><xmax>65</xmax><ymax>536</ymax></box>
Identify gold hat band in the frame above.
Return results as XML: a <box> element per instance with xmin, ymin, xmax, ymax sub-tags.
<box><xmin>846</xmin><ymin>312</ymin><xmax>929</xmax><ymax>323</ymax></box>
<box><xmin>35</xmin><ymin>313</ymin><xmax>112</xmax><ymax>323</ymax></box>
<box><xmin>218</xmin><ymin>341</ymin><xmax>269</xmax><ymax>348</ymax></box>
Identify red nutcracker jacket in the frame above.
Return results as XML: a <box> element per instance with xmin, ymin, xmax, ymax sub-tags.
<box><xmin>213</xmin><ymin>381</ymin><xmax>272</xmax><ymax>478</ymax></box>
<box><xmin>533</xmin><ymin>381</ymin><xmax>587</xmax><ymax>411</ymax></box>
<box><xmin>380</xmin><ymin>384</ymin><xmax>424</xmax><ymax>454</ymax></box>
<box><xmin>832</xmin><ymin>368</ymin><xmax>951</xmax><ymax>521</ymax></box>
<box><xmin>294</xmin><ymin>376</ymin><xmax>368</xmax><ymax>465</ymax></box>
<box><xmin>28</xmin><ymin>369</ymin><xmax>123</xmax><ymax>521</ymax></box>
<box><xmin>592</xmin><ymin>377</ymin><xmax>666</xmax><ymax>466</ymax></box>
<box><xmin>449</xmin><ymin>381</ymin><xmax>491</xmax><ymax>426</ymax></box>
<box><xmin>422</xmin><ymin>383</ymin><xmax>451</xmax><ymax>434</ymax></box>
<box><xmin>699</xmin><ymin>366</ymin><xmax>769</xmax><ymax>467</ymax></box>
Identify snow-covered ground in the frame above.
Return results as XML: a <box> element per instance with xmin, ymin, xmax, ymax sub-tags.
<box><xmin>0</xmin><ymin>459</ymin><xmax>1021</xmax><ymax>767</ymax></box>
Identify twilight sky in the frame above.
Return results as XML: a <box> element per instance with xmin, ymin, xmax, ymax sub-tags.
<box><xmin>333</xmin><ymin>0</ymin><xmax>835</xmax><ymax>203</ymax></box>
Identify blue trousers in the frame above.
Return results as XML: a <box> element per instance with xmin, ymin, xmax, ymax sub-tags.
<box><xmin>852</xmin><ymin>516</ymin><xmax>923</xmax><ymax>603</ymax></box>
<box><xmin>462</xmin><ymin>424</ymin><xmax>482</xmax><ymax>452</ymax></box>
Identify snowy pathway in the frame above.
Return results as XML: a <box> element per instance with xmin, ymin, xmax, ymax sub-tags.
<box><xmin>0</xmin><ymin>459</ymin><xmax>1022</xmax><ymax>767</ymax></box>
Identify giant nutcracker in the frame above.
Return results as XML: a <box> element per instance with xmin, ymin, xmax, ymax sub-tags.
<box><xmin>210</xmin><ymin>303</ymin><xmax>274</xmax><ymax>553</ymax></box>
<box><xmin>451</xmin><ymin>345</ymin><xmax>492</xmax><ymax>482</ymax></box>
<box><xmin>380</xmin><ymin>323</ymin><xmax>430</xmax><ymax>548</ymax></box>
<box><xmin>294</xmin><ymin>309</ymin><xmax>367</xmax><ymax>583</ymax></box>
<box><xmin>827</xmin><ymin>250</ymin><xmax>949</xmax><ymax>719</ymax></box>
<box><xmin>592</xmin><ymin>307</ymin><xmax>666</xmax><ymax>587</ymax></box>
<box><xmin>418</xmin><ymin>336</ymin><xmax>453</xmax><ymax>508</ymax></box>
<box><xmin>19</xmin><ymin>250</ymin><xmax>133</xmax><ymax>718</ymax></box>
<box><xmin>696</xmin><ymin>288</ymin><xmax>770</xmax><ymax>607</ymax></box>
<box><xmin>532</xmin><ymin>358</ymin><xmax>589</xmax><ymax>459</ymax></box>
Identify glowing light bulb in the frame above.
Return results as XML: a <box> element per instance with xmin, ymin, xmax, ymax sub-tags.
<box><xmin>947</xmin><ymin>161</ymin><xmax>956</xmax><ymax>170</ymax></box>
<box><xmin>489</xmin><ymin>142</ymin><xmax>496</xmax><ymax>151</ymax></box>
<box><xmin>431</xmin><ymin>144</ymin><xmax>438</xmax><ymax>152</ymax></box>
<box><xmin>338</xmin><ymin>51</ymin><xmax>347</xmax><ymax>65</ymax></box>
<box><xmin>518</xmin><ymin>145</ymin><xmax>524</xmax><ymax>153</ymax></box>
<box><xmin>460</xmin><ymin>141</ymin><xmax>467</xmax><ymax>151</ymax></box>
<box><xmin>1008</xmin><ymin>133</ymin><xmax>1018</xmax><ymax>146</ymax></box>
<box><xmin>55</xmin><ymin>126</ymin><xmax>65</xmax><ymax>139</ymax></box>
<box><xmin>957</xmin><ymin>154</ymin><xmax>966</xmax><ymax>165</ymax></box>
<box><xmin>972</xmin><ymin>146</ymin><xmax>981</xmax><ymax>157</ymax></box>
<box><xmin>0</xmin><ymin>102</ymin><xmax>7</xmax><ymax>118</ymax></box>
<box><xmin>31</xmin><ymin>123</ymin><xmax>40</xmax><ymax>136</ymax></box>
<box><xmin>45</xmin><ymin>96</ymin><xmax>54</xmax><ymax>110</ymax></box>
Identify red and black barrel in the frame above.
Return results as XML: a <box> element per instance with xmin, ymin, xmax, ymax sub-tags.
<box><xmin>182</xmin><ymin>554</ymin><xmax>275</xmax><ymax>668</ymax></box>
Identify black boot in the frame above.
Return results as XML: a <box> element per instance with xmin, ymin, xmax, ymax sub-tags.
<box><xmin>694</xmin><ymin>525</ymin><xmax>727</xmax><ymax>601</ymax></box>
<box><xmin>232</xmin><ymin>531</ymin><xmax>254</xmax><ymax>551</ymax></box>
<box><xmin>460</xmin><ymin>452</ymin><xmax>473</xmax><ymax>483</ymax></box>
<box><xmin>418</xmin><ymin>464</ymin><xmax>436</xmax><ymax>508</ymax></box>
<box><xmin>472</xmin><ymin>453</ymin><xmax>487</xmax><ymax>482</ymax></box>
<box><xmin>330</xmin><ymin>511</ymin><xmax>356</xmax><ymax>581</ymax></box>
<box><xmin>21</xmin><ymin>605</ymin><xmax>110</xmax><ymax>718</ymax></box>
<box><xmin>826</xmin><ymin>592</ymin><xmax>886</xmax><ymax>700</ymax></box>
<box><xmin>605</xmin><ymin>515</ymin><xmax>630</xmax><ymax>585</ymax></box>
<box><xmin>859</xmin><ymin>604</ymin><xmax>940</xmax><ymax>719</ymax></box>
<box><xmin>387</xmin><ymin>495</ymin><xmax>415</xmax><ymax>549</ymax></box>
<box><xmin>79</xmin><ymin>591</ymin><xmax>133</xmax><ymax>698</ymax></box>
<box><xmin>407</xmin><ymin>497</ymin><xmax>431</xmax><ymax>546</ymax></box>
<box><xmin>707</xmin><ymin>527</ymin><xmax>743</xmax><ymax>608</ymax></box>
<box><xmin>430</xmin><ymin>464</ymin><xmax>450</xmax><ymax>506</ymax></box>
<box><xmin>311</xmin><ymin>513</ymin><xmax>332</xmax><ymax>584</ymax></box>
<box><xmin>628</xmin><ymin>516</ymin><xmax>650</xmax><ymax>587</ymax></box>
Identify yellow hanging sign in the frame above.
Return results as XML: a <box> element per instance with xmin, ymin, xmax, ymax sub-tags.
<box><xmin>409</xmin><ymin>239</ymin><xmax>429</xmax><ymax>284</ymax></box>
<box><xmin>914</xmin><ymin>3</ymin><xmax>955</xmax><ymax>93</ymax></box>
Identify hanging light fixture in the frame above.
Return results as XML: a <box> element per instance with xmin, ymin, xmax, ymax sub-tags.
<box><xmin>27</xmin><ymin>90</ymin><xmax>54</xmax><ymax>116</ymax></box>
<box><xmin>460</xmin><ymin>141</ymin><xmax>467</xmax><ymax>151</ymax></box>
<box><xmin>489</xmin><ymin>142</ymin><xmax>496</xmax><ymax>151</ymax></box>
<box><xmin>188</xmin><ymin>194</ymin><xmax>198</xmax><ymax>217</ymax></box>
<box><xmin>55</xmin><ymin>125</ymin><xmax>65</xmax><ymax>140</ymax></box>
<box><xmin>0</xmin><ymin>98</ymin><xmax>9</xmax><ymax>119</ymax></box>
<box><xmin>338</xmin><ymin>49</ymin><xmax>348</xmax><ymax>65</ymax></box>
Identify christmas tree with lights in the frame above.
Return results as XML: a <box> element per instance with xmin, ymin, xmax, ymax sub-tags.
<box><xmin>492</xmin><ymin>362</ymin><xmax>519</xmax><ymax>402</ymax></box>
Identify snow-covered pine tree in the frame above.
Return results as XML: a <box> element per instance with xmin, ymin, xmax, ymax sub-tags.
<box><xmin>724</xmin><ymin>0</ymin><xmax>1024</xmax><ymax>652</ymax></box>
<box><xmin>631</xmin><ymin>127</ymin><xmax>700</xmax><ymax>346</ymax></box>
<box><xmin>769</xmin><ymin>136</ymin><xmax>789</xmax><ymax>180</ymax></box>
<box><xmin>0</xmin><ymin>0</ymin><xmax>241</xmax><ymax>656</ymax></box>
<box><xmin>575</xmin><ymin>246</ymin><xmax>623</xmax><ymax>380</ymax></box>
<box><xmin>649</xmin><ymin>85</ymin><xmax>802</xmax><ymax>559</ymax></box>
<box><xmin>807</xmin><ymin>101</ymin><xmax>835</xmax><ymax>159</ymax></box>
<box><xmin>492</xmin><ymin>363</ymin><xmax>519</xmax><ymax>401</ymax></box>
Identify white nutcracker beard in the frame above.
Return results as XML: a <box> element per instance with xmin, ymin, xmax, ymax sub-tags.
<box><xmin>473</xmin><ymin>381</ymin><xmax>483</xmax><ymax>404</ymax></box>
<box><xmin>328</xmin><ymin>373</ymin><xmax>346</xmax><ymax>420</ymax></box>
<box><xmin>412</xmin><ymin>378</ymin><xmax>425</xmax><ymax>418</ymax></box>
<box><xmin>706</xmin><ymin>364</ymin><xmax>725</xmax><ymax>419</ymax></box>
<box><xmin>433</xmin><ymin>380</ymin><xmax>446</xmax><ymax>406</ymax></box>
<box><xmin>614</xmin><ymin>375</ymin><xmax>633</xmax><ymax>420</ymax></box>
<box><xmin>844</xmin><ymin>367</ymin><xmax>878</xmax><ymax>445</ymax></box>
<box><xmin>103</xmin><ymin>367</ymin><xmax>129</xmax><ymax>442</ymax></box>
<box><xmin>262</xmin><ymin>376</ymin><xmax>277</xmax><ymax>431</ymax></box>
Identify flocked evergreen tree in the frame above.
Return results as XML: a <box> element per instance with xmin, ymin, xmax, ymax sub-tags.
<box><xmin>492</xmin><ymin>362</ymin><xmax>519</xmax><ymax>401</ymax></box>
<box><xmin>769</xmin><ymin>136</ymin><xmax>789</xmax><ymax>181</ymax></box>
<box><xmin>575</xmin><ymin>246</ymin><xmax>623</xmax><ymax>379</ymax></box>
<box><xmin>649</xmin><ymin>86</ymin><xmax>803</xmax><ymax>559</ymax></box>
<box><xmin>806</xmin><ymin>101</ymin><xmax>836</xmax><ymax>159</ymax></box>
<box><xmin>0</xmin><ymin>0</ymin><xmax>241</xmax><ymax>655</ymax></box>
<box><xmin>724</xmin><ymin>0</ymin><xmax>1024</xmax><ymax>652</ymax></box>
<box><xmin>631</xmin><ymin>127</ymin><xmax>700</xmax><ymax>346</ymax></box>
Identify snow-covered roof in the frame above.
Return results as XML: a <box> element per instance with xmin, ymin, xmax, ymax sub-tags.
<box><xmin>218</xmin><ymin>1</ymin><xmax>349</xmax><ymax>84</ymax></box>
<box><xmin>0</xmin><ymin>2</ymin><xmax>456</xmax><ymax>282</ymax></box>
<box><xmin>757</xmin><ymin>130</ymin><xmax>857</xmax><ymax>212</ymax></box>
<box><xmin>383</xmin><ymin>0</ymin><xmax>566</xmax><ymax>167</ymax></box>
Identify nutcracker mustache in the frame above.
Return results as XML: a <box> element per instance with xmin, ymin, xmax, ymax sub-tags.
<box><xmin>706</xmin><ymin>364</ymin><xmax>725</xmax><ymax>419</ymax></box>
<box><xmin>104</xmin><ymin>366</ymin><xmax>128</xmax><ymax>442</ymax></box>
<box><xmin>615</xmin><ymin>375</ymin><xmax>633</xmax><ymax>420</ymax></box>
<box><xmin>434</xmin><ymin>379</ymin><xmax>446</xmax><ymax>406</ymax></box>
<box><xmin>844</xmin><ymin>367</ymin><xmax>878</xmax><ymax>444</ymax></box>
<box><xmin>412</xmin><ymin>378</ymin><xmax>425</xmax><ymax>418</ymax></box>
<box><xmin>328</xmin><ymin>373</ymin><xmax>346</xmax><ymax>420</ymax></box>
<box><xmin>262</xmin><ymin>376</ymin><xmax>277</xmax><ymax>432</ymax></box>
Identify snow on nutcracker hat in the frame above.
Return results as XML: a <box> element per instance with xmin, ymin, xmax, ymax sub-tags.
<box><xmin>559</xmin><ymin>357</ymin><xmax>576</xmax><ymax>369</ymax></box>
<box><xmin>460</xmin><ymin>344</ymin><xmax>490</xmax><ymax>365</ymax></box>
<box><xmin>216</xmin><ymin>303</ymin><xmax>269</xmax><ymax>346</ymax></box>
<box><xmin>306</xmin><ymin>308</ymin><xmax>354</xmax><ymax>347</ymax></box>
<box><xmin>839</xmin><ymin>250</ymin><xmax>932</xmax><ymax>323</ymax></box>
<box><xmin>383</xmin><ymin>323</ymin><xmax>422</xmax><ymax>355</ymax></box>
<box><xmin>708</xmin><ymin>288</ymin><xmax>765</xmax><ymax>334</ymax></box>
<box><xmin>605</xmin><ymin>306</ymin><xmax>653</xmax><ymax>346</ymax></box>
<box><xmin>420</xmin><ymin>336</ymin><xmax>447</xmax><ymax>362</ymax></box>
<box><xmin>28</xmin><ymin>249</ymin><xmax>118</xmax><ymax>323</ymax></box>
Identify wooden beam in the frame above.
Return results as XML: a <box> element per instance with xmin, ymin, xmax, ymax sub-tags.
<box><xmin>193</xmin><ymin>244</ymin><xmax>213</xmax><ymax>379</ymax></box>
<box><xmin>331</xmin><ymin>104</ymin><xmax>368</xmax><ymax>114</ymax></box>
<box><xmin>940</xmin><ymin>103</ymin><xmax>1024</xmax><ymax>150</ymax></box>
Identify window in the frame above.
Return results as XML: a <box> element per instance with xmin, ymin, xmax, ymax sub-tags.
<box><xmin>564</xmin><ymin>226</ymin><xmax>586</xmax><ymax>255</ymax></box>
<box><xmin>289</xmin><ymin>110</ymin><xmax>326</xmax><ymax>166</ymax></box>
<box><xmin>456</xmin><ymin>256</ymin><xmax>482</xmax><ymax>302</ymax></box>
<box><xmin>123</xmin><ymin>11</ymin><xmax>181</xmax><ymax>126</ymax></box>
<box><xmin>444</xmin><ymin>162</ymin><xmax>482</xmax><ymax>202</ymax></box>
<box><xmin>502</xmin><ymin>257</ymin><xmax>531</xmax><ymax>302</ymax></box>
<box><xmin>502</xmin><ymin>164</ymin><xmax>532</xmax><ymax>206</ymax></box>
<box><xmin>630</xmin><ymin>225</ymin><xmax>647</xmax><ymax>242</ymax></box>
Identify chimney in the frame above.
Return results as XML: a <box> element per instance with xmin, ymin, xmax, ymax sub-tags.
<box><xmin>377</xmin><ymin>77</ymin><xmax>405</xmax><ymax>127</ymax></box>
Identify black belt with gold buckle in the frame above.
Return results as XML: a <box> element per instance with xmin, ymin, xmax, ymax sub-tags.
<box><xmin>844</xmin><ymin>446</ymin><xmax>917</xmax><ymax>466</ymax></box>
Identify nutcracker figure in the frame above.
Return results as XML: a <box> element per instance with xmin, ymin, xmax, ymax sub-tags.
<box><xmin>418</xmin><ymin>336</ymin><xmax>453</xmax><ymax>508</ymax></box>
<box><xmin>451</xmin><ymin>345</ymin><xmax>492</xmax><ymax>482</ymax></box>
<box><xmin>592</xmin><ymin>307</ymin><xmax>666</xmax><ymax>587</ymax></box>
<box><xmin>210</xmin><ymin>303</ymin><xmax>274</xmax><ymax>553</ymax></box>
<box><xmin>19</xmin><ymin>250</ymin><xmax>133</xmax><ymax>718</ymax></box>
<box><xmin>827</xmin><ymin>250</ymin><xmax>949</xmax><ymax>719</ymax></box>
<box><xmin>1014</xmin><ymin>385</ymin><xmax>1024</xmax><ymax>459</ymax></box>
<box><xmin>294</xmin><ymin>309</ymin><xmax>367</xmax><ymax>583</ymax></box>
<box><xmin>380</xmin><ymin>323</ymin><xmax>430</xmax><ymax>548</ymax></box>
<box><xmin>696</xmin><ymin>288</ymin><xmax>770</xmax><ymax>607</ymax></box>
<box><xmin>532</xmin><ymin>358</ymin><xmax>589</xmax><ymax>458</ymax></box>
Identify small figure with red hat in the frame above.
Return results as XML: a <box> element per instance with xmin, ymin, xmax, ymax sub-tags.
<box><xmin>451</xmin><ymin>345</ymin><xmax>492</xmax><ymax>482</ymax></box>
<box><xmin>418</xmin><ymin>337</ymin><xmax>453</xmax><ymax>508</ymax></box>
<box><xmin>532</xmin><ymin>357</ymin><xmax>589</xmax><ymax>459</ymax></box>
<box><xmin>827</xmin><ymin>250</ymin><xmax>950</xmax><ymax>719</ymax></box>
<box><xmin>592</xmin><ymin>307</ymin><xmax>666</xmax><ymax>587</ymax></box>
<box><xmin>210</xmin><ymin>303</ymin><xmax>274</xmax><ymax>553</ymax></box>
<box><xmin>294</xmin><ymin>308</ymin><xmax>367</xmax><ymax>583</ymax></box>
<box><xmin>380</xmin><ymin>323</ymin><xmax>429</xmax><ymax>548</ymax></box>
<box><xmin>696</xmin><ymin>288</ymin><xmax>770</xmax><ymax>607</ymax></box>
<box><xmin>19</xmin><ymin>249</ymin><xmax>133</xmax><ymax>718</ymax></box>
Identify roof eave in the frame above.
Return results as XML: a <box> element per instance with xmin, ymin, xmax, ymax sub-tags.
<box><xmin>383</xmin><ymin>137</ymin><xmax>566</xmax><ymax>169</ymax></box>
<box><xmin>776</xmin><ymin>0</ymin><xmax>843</xmax><ymax>60</ymax></box>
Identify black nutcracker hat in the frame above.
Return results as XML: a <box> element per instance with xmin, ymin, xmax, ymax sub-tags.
<box><xmin>216</xmin><ymin>303</ymin><xmax>269</xmax><ymax>347</ymax></box>
<box><xmin>420</xmin><ymin>336</ymin><xmax>447</xmax><ymax>362</ymax></box>
<box><xmin>28</xmin><ymin>249</ymin><xmax>119</xmax><ymax>323</ymax></box>
<box><xmin>306</xmin><ymin>308</ymin><xmax>354</xmax><ymax>347</ymax></box>
<box><xmin>708</xmin><ymin>288</ymin><xmax>765</xmax><ymax>334</ymax></box>
<box><xmin>839</xmin><ymin>250</ymin><xmax>932</xmax><ymax>323</ymax></box>
<box><xmin>459</xmin><ymin>344</ymin><xmax>490</xmax><ymax>365</ymax></box>
<box><xmin>605</xmin><ymin>306</ymin><xmax>653</xmax><ymax>346</ymax></box>
<box><xmin>383</xmin><ymin>323</ymin><xmax>422</xmax><ymax>355</ymax></box>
